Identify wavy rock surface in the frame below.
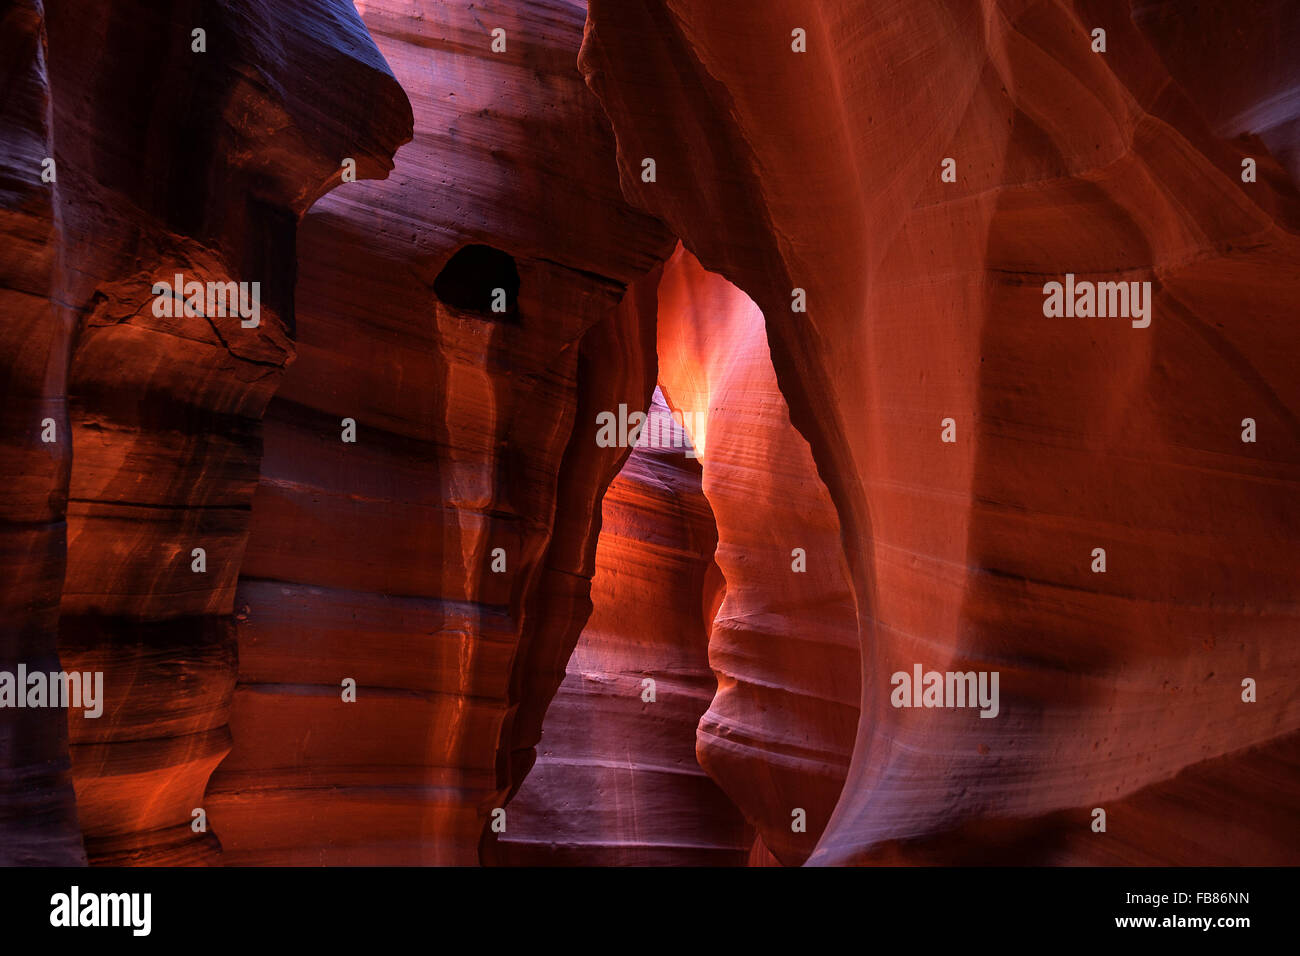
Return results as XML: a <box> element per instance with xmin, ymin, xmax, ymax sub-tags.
<box><xmin>2</xmin><ymin>0</ymin><xmax>412</xmax><ymax>864</ymax></box>
<box><xmin>655</xmin><ymin>246</ymin><xmax>859</xmax><ymax>865</ymax></box>
<box><xmin>0</xmin><ymin>0</ymin><xmax>82</xmax><ymax>866</ymax></box>
<box><xmin>4</xmin><ymin>0</ymin><xmax>1297</xmax><ymax>869</ymax></box>
<box><xmin>204</xmin><ymin>0</ymin><xmax>672</xmax><ymax>864</ymax></box>
<box><xmin>489</xmin><ymin>391</ymin><xmax>750</xmax><ymax>865</ymax></box>
<box><xmin>582</xmin><ymin>0</ymin><xmax>1300</xmax><ymax>864</ymax></box>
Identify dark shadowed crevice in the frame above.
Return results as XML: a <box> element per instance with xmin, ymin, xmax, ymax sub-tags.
<box><xmin>433</xmin><ymin>244</ymin><xmax>521</xmax><ymax>320</ymax></box>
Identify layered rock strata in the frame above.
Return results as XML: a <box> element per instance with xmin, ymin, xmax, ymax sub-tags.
<box><xmin>204</xmin><ymin>0</ymin><xmax>673</xmax><ymax>864</ymax></box>
<box><xmin>2</xmin><ymin>0</ymin><xmax>411</xmax><ymax>864</ymax></box>
<box><xmin>656</xmin><ymin>245</ymin><xmax>859</xmax><ymax>865</ymax></box>
<box><xmin>0</xmin><ymin>0</ymin><xmax>82</xmax><ymax>866</ymax></box>
<box><xmin>3</xmin><ymin>0</ymin><xmax>1297</xmax><ymax>869</ymax></box>
<box><xmin>489</xmin><ymin>391</ymin><xmax>751</xmax><ymax>866</ymax></box>
<box><xmin>582</xmin><ymin>0</ymin><xmax>1300</xmax><ymax>864</ymax></box>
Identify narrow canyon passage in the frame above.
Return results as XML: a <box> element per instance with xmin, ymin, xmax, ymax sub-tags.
<box><xmin>654</xmin><ymin>246</ymin><xmax>861</xmax><ymax>865</ymax></box>
<box><xmin>580</xmin><ymin>0</ymin><xmax>1300</xmax><ymax>866</ymax></box>
<box><xmin>486</xmin><ymin>390</ymin><xmax>751</xmax><ymax>866</ymax></box>
<box><xmin>1</xmin><ymin>0</ymin><xmax>1297</xmax><ymax>871</ymax></box>
<box><xmin>484</xmin><ymin>247</ymin><xmax>867</xmax><ymax>866</ymax></box>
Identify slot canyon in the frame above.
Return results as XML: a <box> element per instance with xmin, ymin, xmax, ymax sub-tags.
<box><xmin>1</xmin><ymin>0</ymin><xmax>1298</xmax><ymax>868</ymax></box>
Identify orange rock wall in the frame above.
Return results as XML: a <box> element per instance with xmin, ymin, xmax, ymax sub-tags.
<box><xmin>2</xmin><ymin>0</ymin><xmax>1297</xmax><ymax>868</ymax></box>
<box><xmin>581</xmin><ymin>0</ymin><xmax>1300</xmax><ymax>864</ymax></box>
<box><xmin>204</xmin><ymin>0</ymin><xmax>673</xmax><ymax>864</ymax></box>
<box><xmin>489</xmin><ymin>392</ymin><xmax>751</xmax><ymax>865</ymax></box>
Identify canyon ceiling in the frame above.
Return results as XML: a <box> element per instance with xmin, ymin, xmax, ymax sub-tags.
<box><xmin>1</xmin><ymin>0</ymin><xmax>1297</xmax><ymax>867</ymax></box>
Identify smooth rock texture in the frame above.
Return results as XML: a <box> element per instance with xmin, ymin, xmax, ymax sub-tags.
<box><xmin>204</xmin><ymin>0</ymin><xmax>673</xmax><ymax>864</ymax></box>
<box><xmin>1135</xmin><ymin>0</ymin><xmax>1300</xmax><ymax>182</ymax></box>
<box><xmin>2</xmin><ymin>0</ymin><xmax>1297</xmax><ymax>869</ymax></box>
<box><xmin>0</xmin><ymin>0</ymin><xmax>83</xmax><ymax>866</ymax></box>
<box><xmin>488</xmin><ymin>392</ymin><xmax>751</xmax><ymax>866</ymax></box>
<box><xmin>656</xmin><ymin>245</ymin><xmax>859</xmax><ymax>865</ymax></box>
<box><xmin>581</xmin><ymin>0</ymin><xmax>1300</xmax><ymax>864</ymax></box>
<box><xmin>5</xmin><ymin>0</ymin><xmax>412</xmax><ymax>864</ymax></box>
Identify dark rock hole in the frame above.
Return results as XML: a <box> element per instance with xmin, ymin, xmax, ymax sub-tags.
<box><xmin>433</xmin><ymin>244</ymin><xmax>520</xmax><ymax>319</ymax></box>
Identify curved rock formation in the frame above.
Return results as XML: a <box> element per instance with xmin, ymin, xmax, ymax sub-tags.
<box><xmin>204</xmin><ymin>0</ymin><xmax>672</xmax><ymax>864</ymax></box>
<box><xmin>2</xmin><ymin>0</ymin><xmax>412</xmax><ymax>864</ymax></box>
<box><xmin>1135</xmin><ymin>0</ymin><xmax>1300</xmax><ymax>181</ymax></box>
<box><xmin>3</xmin><ymin>0</ymin><xmax>1297</xmax><ymax>869</ymax></box>
<box><xmin>488</xmin><ymin>391</ymin><xmax>751</xmax><ymax>865</ymax></box>
<box><xmin>656</xmin><ymin>245</ymin><xmax>859</xmax><ymax>865</ymax></box>
<box><xmin>582</xmin><ymin>0</ymin><xmax>1300</xmax><ymax>864</ymax></box>
<box><xmin>0</xmin><ymin>0</ymin><xmax>82</xmax><ymax>866</ymax></box>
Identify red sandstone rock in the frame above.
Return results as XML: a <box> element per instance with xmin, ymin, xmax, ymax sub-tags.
<box><xmin>582</xmin><ymin>0</ymin><xmax>1300</xmax><ymax>865</ymax></box>
<box><xmin>1</xmin><ymin>0</ymin><xmax>411</xmax><ymax>864</ymax></box>
<box><xmin>656</xmin><ymin>245</ymin><xmax>859</xmax><ymax>865</ymax></box>
<box><xmin>0</xmin><ymin>0</ymin><xmax>83</xmax><ymax>866</ymax></box>
<box><xmin>3</xmin><ymin>0</ymin><xmax>1298</xmax><ymax>869</ymax></box>
<box><xmin>204</xmin><ymin>0</ymin><xmax>673</xmax><ymax>865</ymax></box>
<box><xmin>1133</xmin><ymin>0</ymin><xmax>1300</xmax><ymax>182</ymax></box>
<box><xmin>488</xmin><ymin>391</ymin><xmax>751</xmax><ymax>865</ymax></box>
